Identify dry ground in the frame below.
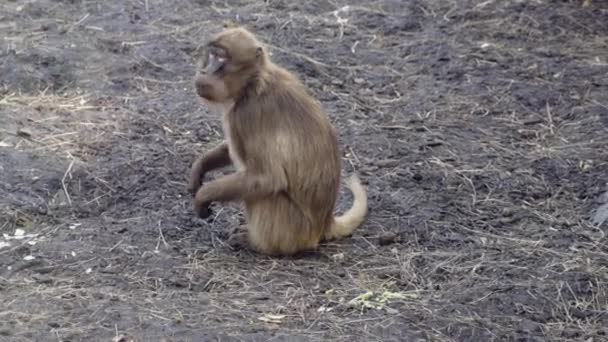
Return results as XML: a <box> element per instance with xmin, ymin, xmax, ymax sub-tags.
<box><xmin>1</xmin><ymin>0</ymin><xmax>607</xmax><ymax>341</ymax></box>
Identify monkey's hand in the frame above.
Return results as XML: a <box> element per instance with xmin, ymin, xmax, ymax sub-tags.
<box><xmin>194</xmin><ymin>201</ymin><xmax>213</xmax><ymax>219</ymax></box>
<box><xmin>187</xmin><ymin>174</ymin><xmax>204</xmax><ymax>197</ymax></box>
<box><xmin>188</xmin><ymin>142</ymin><xmax>231</xmax><ymax>197</ymax></box>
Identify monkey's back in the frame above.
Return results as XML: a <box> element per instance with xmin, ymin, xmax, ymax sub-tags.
<box><xmin>229</xmin><ymin>65</ymin><xmax>342</xmax><ymax>238</ymax></box>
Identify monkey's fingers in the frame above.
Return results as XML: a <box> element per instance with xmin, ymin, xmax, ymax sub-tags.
<box><xmin>187</xmin><ymin>182</ymin><xmax>200</xmax><ymax>197</ymax></box>
<box><xmin>187</xmin><ymin>171</ymin><xmax>205</xmax><ymax>197</ymax></box>
<box><xmin>229</xmin><ymin>224</ymin><xmax>248</xmax><ymax>235</ymax></box>
<box><xmin>226</xmin><ymin>230</ymin><xmax>249</xmax><ymax>250</ymax></box>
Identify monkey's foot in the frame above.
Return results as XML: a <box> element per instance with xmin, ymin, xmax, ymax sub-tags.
<box><xmin>226</xmin><ymin>225</ymin><xmax>249</xmax><ymax>250</ymax></box>
<box><xmin>228</xmin><ymin>224</ymin><xmax>248</xmax><ymax>235</ymax></box>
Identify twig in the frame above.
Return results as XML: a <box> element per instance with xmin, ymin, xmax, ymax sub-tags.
<box><xmin>156</xmin><ymin>222</ymin><xmax>169</xmax><ymax>250</ymax></box>
<box><xmin>108</xmin><ymin>239</ymin><xmax>124</xmax><ymax>252</ymax></box>
<box><xmin>67</xmin><ymin>13</ymin><xmax>90</xmax><ymax>33</ymax></box>
<box><xmin>61</xmin><ymin>159</ymin><xmax>75</xmax><ymax>206</ymax></box>
<box><xmin>546</xmin><ymin>102</ymin><xmax>555</xmax><ymax>135</ymax></box>
<box><xmin>265</xmin><ymin>43</ymin><xmax>331</xmax><ymax>68</ymax></box>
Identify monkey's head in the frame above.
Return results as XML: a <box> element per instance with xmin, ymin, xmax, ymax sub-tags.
<box><xmin>195</xmin><ymin>27</ymin><xmax>267</xmax><ymax>103</ymax></box>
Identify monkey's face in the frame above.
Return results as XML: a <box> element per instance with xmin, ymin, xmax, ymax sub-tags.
<box><xmin>195</xmin><ymin>27</ymin><xmax>265</xmax><ymax>104</ymax></box>
<box><xmin>194</xmin><ymin>45</ymin><xmax>230</xmax><ymax>103</ymax></box>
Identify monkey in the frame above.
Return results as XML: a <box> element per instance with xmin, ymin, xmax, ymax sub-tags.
<box><xmin>188</xmin><ymin>26</ymin><xmax>367</xmax><ymax>256</ymax></box>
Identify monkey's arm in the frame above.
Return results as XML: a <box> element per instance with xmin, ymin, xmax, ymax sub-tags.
<box><xmin>193</xmin><ymin>169</ymin><xmax>287</xmax><ymax>218</ymax></box>
<box><xmin>188</xmin><ymin>141</ymin><xmax>231</xmax><ymax>195</ymax></box>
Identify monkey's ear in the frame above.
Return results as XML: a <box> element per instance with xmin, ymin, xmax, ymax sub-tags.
<box><xmin>256</xmin><ymin>47</ymin><xmax>263</xmax><ymax>58</ymax></box>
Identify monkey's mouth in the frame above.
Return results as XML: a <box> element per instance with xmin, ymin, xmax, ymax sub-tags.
<box><xmin>197</xmin><ymin>88</ymin><xmax>222</xmax><ymax>104</ymax></box>
<box><xmin>195</xmin><ymin>83</ymin><xmax>211</xmax><ymax>99</ymax></box>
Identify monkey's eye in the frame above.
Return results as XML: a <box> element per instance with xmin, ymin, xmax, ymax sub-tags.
<box><xmin>205</xmin><ymin>53</ymin><xmax>224</xmax><ymax>73</ymax></box>
<box><xmin>213</xmin><ymin>47</ymin><xmax>228</xmax><ymax>59</ymax></box>
<box><xmin>212</xmin><ymin>53</ymin><xmax>226</xmax><ymax>64</ymax></box>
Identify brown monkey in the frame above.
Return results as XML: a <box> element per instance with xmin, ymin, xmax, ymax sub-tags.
<box><xmin>188</xmin><ymin>26</ymin><xmax>367</xmax><ymax>256</ymax></box>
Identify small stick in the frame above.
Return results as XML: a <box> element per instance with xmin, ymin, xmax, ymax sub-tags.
<box><xmin>61</xmin><ymin>159</ymin><xmax>75</xmax><ymax>206</ymax></box>
<box><xmin>156</xmin><ymin>223</ymin><xmax>169</xmax><ymax>250</ymax></box>
<box><xmin>109</xmin><ymin>238</ymin><xmax>124</xmax><ymax>252</ymax></box>
<box><xmin>546</xmin><ymin>102</ymin><xmax>554</xmax><ymax>135</ymax></box>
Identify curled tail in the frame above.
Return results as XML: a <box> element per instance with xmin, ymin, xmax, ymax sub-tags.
<box><xmin>325</xmin><ymin>174</ymin><xmax>368</xmax><ymax>240</ymax></box>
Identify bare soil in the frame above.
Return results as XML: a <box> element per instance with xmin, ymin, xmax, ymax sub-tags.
<box><xmin>1</xmin><ymin>0</ymin><xmax>607</xmax><ymax>341</ymax></box>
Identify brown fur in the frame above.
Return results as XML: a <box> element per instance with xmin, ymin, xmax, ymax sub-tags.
<box><xmin>189</xmin><ymin>26</ymin><xmax>367</xmax><ymax>256</ymax></box>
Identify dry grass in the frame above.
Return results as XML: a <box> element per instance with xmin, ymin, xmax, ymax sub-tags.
<box><xmin>0</xmin><ymin>0</ymin><xmax>607</xmax><ymax>341</ymax></box>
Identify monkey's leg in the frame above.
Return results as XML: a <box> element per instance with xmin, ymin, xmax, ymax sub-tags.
<box><xmin>188</xmin><ymin>141</ymin><xmax>231</xmax><ymax>196</ymax></box>
<box><xmin>193</xmin><ymin>171</ymin><xmax>286</xmax><ymax>218</ymax></box>
<box><xmin>246</xmin><ymin>196</ymin><xmax>322</xmax><ymax>256</ymax></box>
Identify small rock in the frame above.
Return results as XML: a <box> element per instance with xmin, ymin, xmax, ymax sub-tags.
<box><xmin>378</xmin><ymin>232</ymin><xmax>399</xmax><ymax>246</ymax></box>
<box><xmin>426</xmin><ymin>140</ymin><xmax>443</xmax><ymax>147</ymax></box>
<box><xmin>113</xmin><ymin>335</ymin><xmax>136</xmax><ymax>342</ymax></box>
<box><xmin>17</xmin><ymin>129</ymin><xmax>32</xmax><ymax>138</ymax></box>
<box><xmin>374</xmin><ymin>159</ymin><xmax>400</xmax><ymax>168</ymax></box>
<box><xmin>523</xmin><ymin>118</ymin><xmax>543</xmax><ymax>125</ymax></box>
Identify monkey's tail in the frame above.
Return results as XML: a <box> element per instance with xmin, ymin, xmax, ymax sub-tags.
<box><xmin>326</xmin><ymin>174</ymin><xmax>368</xmax><ymax>240</ymax></box>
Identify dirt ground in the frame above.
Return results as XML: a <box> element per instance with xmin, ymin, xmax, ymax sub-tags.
<box><xmin>1</xmin><ymin>0</ymin><xmax>607</xmax><ymax>341</ymax></box>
